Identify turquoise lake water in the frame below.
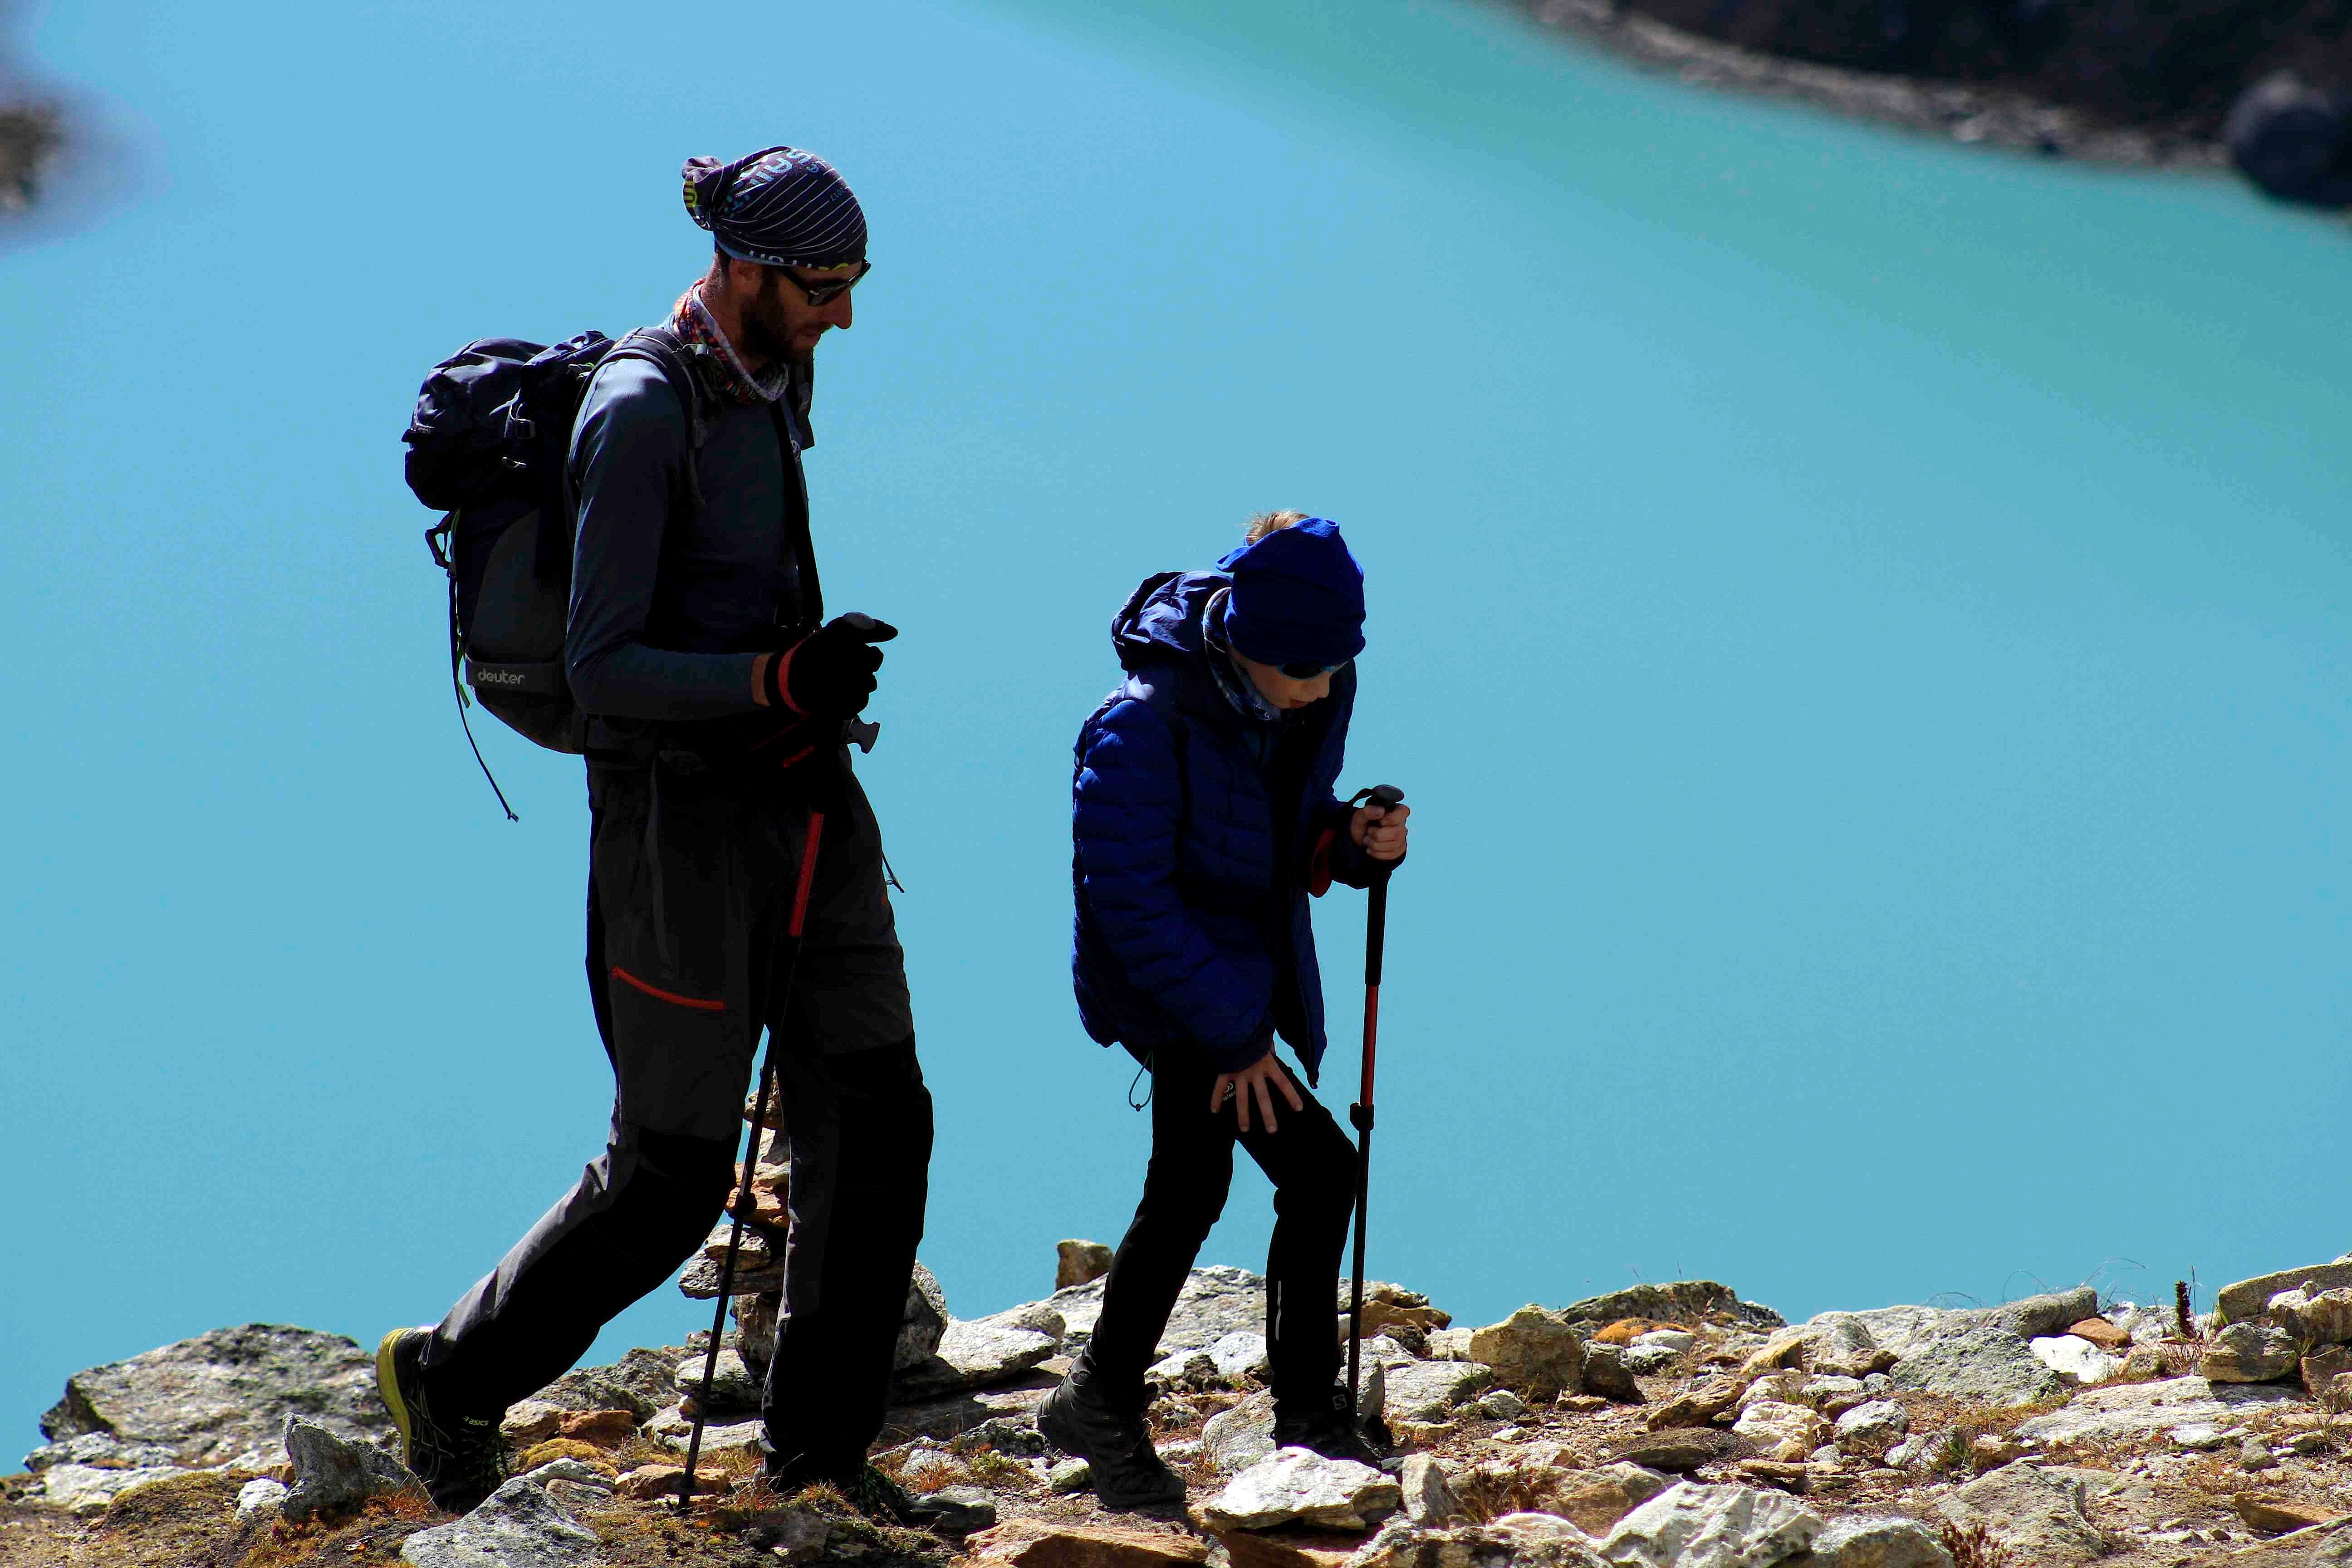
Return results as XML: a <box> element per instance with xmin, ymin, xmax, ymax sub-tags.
<box><xmin>2</xmin><ymin>0</ymin><xmax>2346</xmax><ymax>1453</ymax></box>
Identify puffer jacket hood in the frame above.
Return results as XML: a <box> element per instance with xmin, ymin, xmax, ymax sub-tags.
<box><xmin>1111</xmin><ymin>569</ymin><xmax>1225</xmax><ymax>676</ymax></box>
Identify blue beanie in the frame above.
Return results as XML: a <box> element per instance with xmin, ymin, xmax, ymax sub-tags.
<box><xmin>1217</xmin><ymin>518</ymin><xmax>1366</xmax><ymax>667</ymax></box>
<box><xmin>681</xmin><ymin>146</ymin><xmax>867</xmax><ymax>269</ymax></box>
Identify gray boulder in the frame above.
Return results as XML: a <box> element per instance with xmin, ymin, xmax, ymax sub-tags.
<box><xmin>1398</xmin><ymin>1453</ymin><xmax>1458</xmax><ymax>1525</ymax></box>
<box><xmin>673</xmin><ymin>1348</ymin><xmax>761</xmax><ymax>1410</ymax></box>
<box><xmin>1986</xmin><ymin>1286</ymin><xmax>2099</xmax><ymax>1342</ymax></box>
<box><xmin>1470</xmin><ymin>1306</ymin><xmax>1584</xmax><ymax>1399</ymax></box>
<box><xmin>281</xmin><ymin>1416</ymin><xmax>421</xmax><ymax>1522</ymax></box>
<box><xmin>38</xmin><ymin>1324</ymin><xmax>389</xmax><ymax>1468</ymax></box>
<box><xmin>2015</xmin><ymin>1372</ymin><xmax>2298</xmax><ymax>1446</ymax></box>
<box><xmin>1050</xmin><ymin>1265</ymin><xmax>1265</xmax><ymax>1357</ymax></box>
<box><xmin>1381</xmin><ymin>1358</ymin><xmax>1491</xmax><ymax>1424</ymax></box>
<box><xmin>1934</xmin><ymin>1463</ymin><xmax>2102</xmax><ymax>1567</ymax></box>
<box><xmin>1562</xmin><ymin>1282</ymin><xmax>1782</xmax><ymax>1329</ymax></box>
<box><xmin>1055</xmin><ymin>1240</ymin><xmax>1113</xmax><ymax>1291</ymax></box>
<box><xmin>1597</xmin><ymin>1480</ymin><xmax>1821</xmax><ymax>1567</ymax></box>
<box><xmin>1201</xmin><ymin>1390</ymin><xmax>1275</xmax><ymax>1474</ymax></box>
<box><xmin>2265</xmin><ymin>1285</ymin><xmax>2352</xmax><ymax>1348</ymax></box>
<box><xmin>894</xmin><ymin>1316</ymin><xmax>1058</xmax><ymax>1397</ymax></box>
<box><xmin>2215</xmin><ymin>1258</ymin><xmax>2352</xmax><ymax>1324</ymax></box>
<box><xmin>2200</xmin><ymin>1319</ymin><xmax>2301</xmax><ymax>1383</ymax></box>
<box><xmin>528</xmin><ymin>1346</ymin><xmax>681</xmax><ymax>1421</ymax></box>
<box><xmin>1831</xmin><ymin>1399</ymin><xmax>1909</xmax><ymax>1461</ymax></box>
<box><xmin>1581</xmin><ymin>1343</ymin><xmax>1643</xmax><ymax>1402</ymax></box>
<box><xmin>1887</xmin><ymin>1323</ymin><xmax>2070</xmax><ymax>1406</ymax></box>
<box><xmin>1200</xmin><ymin>1447</ymin><xmax>1400</xmax><ymax>1531</ymax></box>
<box><xmin>398</xmin><ymin>1478</ymin><xmax>601</xmax><ymax>1568</ymax></box>
<box><xmin>1813</xmin><ymin>1514</ymin><xmax>1955</xmax><ymax>1568</ymax></box>
<box><xmin>1604</xmin><ymin>1427</ymin><xmax>1737</xmax><ymax>1474</ymax></box>
<box><xmin>22</xmin><ymin>1431</ymin><xmax>181</xmax><ymax>1473</ymax></box>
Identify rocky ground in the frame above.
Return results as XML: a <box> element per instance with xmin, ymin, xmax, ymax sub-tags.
<box><xmin>7</xmin><ymin>1232</ymin><xmax>2351</xmax><ymax>1568</ymax></box>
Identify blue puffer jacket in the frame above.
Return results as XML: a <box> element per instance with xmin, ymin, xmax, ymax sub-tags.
<box><xmin>1071</xmin><ymin>570</ymin><xmax>1379</xmax><ymax>1083</ymax></box>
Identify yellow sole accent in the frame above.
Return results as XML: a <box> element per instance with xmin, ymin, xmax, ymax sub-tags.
<box><xmin>375</xmin><ymin>1328</ymin><xmax>416</xmax><ymax>1462</ymax></box>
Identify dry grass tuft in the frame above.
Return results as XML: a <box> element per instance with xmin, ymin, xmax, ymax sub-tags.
<box><xmin>1938</xmin><ymin>1517</ymin><xmax>2010</xmax><ymax>1568</ymax></box>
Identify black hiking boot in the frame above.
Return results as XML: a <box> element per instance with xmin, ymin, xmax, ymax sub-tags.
<box><xmin>837</xmin><ymin>1464</ymin><xmax>993</xmax><ymax>1534</ymax></box>
<box><xmin>375</xmin><ymin>1327</ymin><xmax>507</xmax><ymax>1514</ymax></box>
<box><xmin>1273</xmin><ymin>1384</ymin><xmax>1387</xmax><ymax>1468</ymax></box>
<box><xmin>1036</xmin><ymin>1376</ymin><xmax>1186</xmax><ymax>1510</ymax></box>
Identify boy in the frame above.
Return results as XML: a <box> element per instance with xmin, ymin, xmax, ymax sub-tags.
<box><xmin>1042</xmin><ymin>513</ymin><xmax>1410</xmax><ymax>1508</ymax></box>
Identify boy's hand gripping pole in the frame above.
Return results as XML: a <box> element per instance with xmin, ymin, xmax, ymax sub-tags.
<box><xmin>678</xmin><ymin>806</ymin><xmax>829</xmax><ymax>1512</ymax></box>
<box><xmin>1345</xmin><ymin>784</ymin><xmax>1404</xmax><ymax>1429</ymax></box>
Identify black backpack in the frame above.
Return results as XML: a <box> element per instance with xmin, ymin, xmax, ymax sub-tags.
<box><xmin>401</xmin><ymin>329</ymin><xmax>700</xmax><ymax>818</ymax></box>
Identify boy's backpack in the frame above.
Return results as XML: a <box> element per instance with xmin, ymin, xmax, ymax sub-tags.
<box><xmin>401</xmin><ymin>328</ymin><xmax>700</xmax><ymax>818</ymax></box>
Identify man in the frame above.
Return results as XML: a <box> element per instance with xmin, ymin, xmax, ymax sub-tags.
<box><xmin>376</xmin><ymin>146</ymin><xmax>938</xmax><ymax>1523</ymax></box>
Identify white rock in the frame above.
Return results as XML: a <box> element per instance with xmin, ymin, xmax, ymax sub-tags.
<box><xmin>1048</xmin><ymin>1457</ymin><xmax>1092</xmax><ymax>1493</ymax></box>
<box><xmin>2015</xmin><ymin>1374</ymin><xmax>2298</xmax><ymax>1446</ymax></box>
<box><xmin>1632</xmin><ymin>1330</ymin><xmax>1695</xmax><ymax>1354</ymax></box>
<box><xmin>1832</xmin><ymin>1400</ymin><xmax>1910</xmax><ymax>1461</ymax></box>
<box><xmin>1202</xmin><ymin>1391</ymin><xmax>1276</xmax><ymax>1474</ymax></box>
<box><xmin>1476</xmin><ymin>1388</ymin><xmax>1530</xmax><ymax>1421</ymax></box>
<box><xmin>1202</xmin><ymin>1447</ymin><xmax>1402</xmax><ymax>1531</ymax></box>
<box><xmin>645</xmin><ymin>1410</ymin><xmax>764</xmax><ymax>1455</ymax></box>
<box><xmin>1424</xmin><ymin>1328</ymin><xmax>1476</xmax><ymax>1361</ymax></box>
<box><xmin>895</xmin><ymin>1317</ymin><xmax>1059</xmax><ymax>1396</ymax></box>
<box><xmin>236</xmin><ymin>1477</ymin><xmax>289</xmax><ymax>1520</ymax></box>
<box><xmin>2030</xmin><ymin>1335</ymin><xmax>2119</xmax><ymax>1385</ymax></box>
<box><xmin>2168</xmin><ymin>1421</ymin><xmax>2229</xmax><ymax>1450</ymax></box>
<box><xmin>1598</xmin><ymin>1481</ymin><xmax>1823</xmax><ymax>1567</ymax></box>
<box><xmin>1210</xmin><ymin>1332</ymin><xmax>1270</xmax><ymax>1379</ymax></box>
<box><xmin>1733</xmin><ymin>1400</ymin><xmax>1829</xmax><ymax>1462</ymax></box>
<box><xmin>41</xmin><ymin>1463</ymin><xmax>189</xmax><ymax>1517</ymax></box>
<box><xmin>1147</xmin><ymin>1349</ymin><xmax>1219</xmax><ymax>1391</ymax></box>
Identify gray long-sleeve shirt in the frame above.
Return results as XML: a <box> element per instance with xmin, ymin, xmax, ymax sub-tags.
<box><xmin>564</xmin><ymin>354</ymin><xmax>811</xmax><ymax>723</ymax></box>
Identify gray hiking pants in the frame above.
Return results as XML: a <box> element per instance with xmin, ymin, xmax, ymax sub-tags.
<box><xmin>423</xmin><ymin>753</ymin><xmax>931</xmax><ymax>1478</ymax></box>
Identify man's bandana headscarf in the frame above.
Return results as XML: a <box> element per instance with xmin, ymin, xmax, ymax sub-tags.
<box><xmin>681</xmin><ymin>146</ymin><xmax>867</xmax><ymax>270</ymax></box>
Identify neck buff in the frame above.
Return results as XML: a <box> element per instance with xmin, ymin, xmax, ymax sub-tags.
<box><xmin>681</xmin><ymin>146</ymin><xmax>867</xmax><ymax>270</ymax></box>
<box><xmin>666</xmin><ymin>281</ymin><xmax>791</xmax><ymax>407</ymax></box>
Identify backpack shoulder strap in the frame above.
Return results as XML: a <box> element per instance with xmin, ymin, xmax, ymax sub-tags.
<box><xmin>604</xmin><ymin>326</ymin><xmax>706</xmax><ymax>516</ymax></box>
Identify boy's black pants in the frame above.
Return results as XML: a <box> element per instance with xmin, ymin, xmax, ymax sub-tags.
<box><xmin>1078</xmin><ymin>1049</ymin><xmax>1357</xmax><ymax>1419</ymax></box>
<box><xmin>420</xmin><ymin>756</ymin><xmax>931</xmax><ymax>1480</ymax></box>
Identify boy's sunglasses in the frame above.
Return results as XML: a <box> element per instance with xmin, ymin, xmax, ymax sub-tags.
<box><xmin>1278</xmin><ymin>658</ymin><xmax>1350</xmax><ymax>679</ymax></box>
<box><xmin>774</xmin><ymin>260</ymin><xmax>872</xmax><ymax>307</ymax></box>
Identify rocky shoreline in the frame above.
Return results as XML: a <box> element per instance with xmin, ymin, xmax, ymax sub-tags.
<box><xmin>6</xmin><ymin>1238</ymin><xmax>2350</xmax><ymax>1568</ymax></box>
<box><xmin>1508</xmin><ymin>0</ymin><xmax>2228</xmax><ymax>170</ymax></box>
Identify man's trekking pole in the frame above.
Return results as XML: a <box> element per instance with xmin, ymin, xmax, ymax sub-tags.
<box><xmin>1344</xmin><ymin>784</ymin><xmax>1404</xmax><ymax>1428</ymax></box>
<box><xmin>677</xmin><ymin>791</ymin><xmax>838</xmax><ymax>1510</ymax></box>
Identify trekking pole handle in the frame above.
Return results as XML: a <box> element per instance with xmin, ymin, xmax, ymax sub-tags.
<box><xmin>1350</xmin><ymin>786</ymin><xmax>1404</xmax><ymax>987</ymax></box>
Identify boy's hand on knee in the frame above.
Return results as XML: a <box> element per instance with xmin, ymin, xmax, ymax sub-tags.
<box><xmin>1211</xmin><ymin>1048</ymin><xmax>1305</xmax><ymax>1134</ymax></box>
<box><xmin>1351</xmin><ymin>801</ymin><xmax>1410</xmax><ymax>861</ymax></box>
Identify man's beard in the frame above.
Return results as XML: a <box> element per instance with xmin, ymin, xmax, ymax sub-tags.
<box><xmin>741</xmin><ymin>271</ymin><xmax>813</xmax><ymax>367</ymax></box>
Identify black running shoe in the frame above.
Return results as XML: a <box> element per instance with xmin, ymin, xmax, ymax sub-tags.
<box><xmin>1273</xmin><ymin>1383</ymin><xmax>1388</xmax><ymax>1468</ymax></box>
<box><xmin>1036</xmin><ymin>1376</ymin><xmax>1186</xmax><ymax>1510</ymax></box>
<box><xmin>376</xmin><ymin>1328</ymin><xmax>506</xmax><ymax>1514</ymax></box>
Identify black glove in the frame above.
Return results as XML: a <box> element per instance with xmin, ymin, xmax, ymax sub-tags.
<box><xmin>766</xmin><ymin>613</ymin><xmax>898</xmax><ymax>719</ymax></box>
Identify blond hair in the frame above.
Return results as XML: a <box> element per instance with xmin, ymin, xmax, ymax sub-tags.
<box><xmin>1243</xmin><ymin>510</ymin><xmax>1311</xmax><ymax>544</ymax></box>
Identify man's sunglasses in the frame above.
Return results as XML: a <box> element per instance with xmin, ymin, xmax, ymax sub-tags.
<box><xmin>1278</xmin><ymin>658</ymin><xmax>1350</xmax><ymax>680</ymax></box>
<box><xmin>774</xmin><ymin>260</ymin><xmax>872</xmax><ymax>307</ymax></box>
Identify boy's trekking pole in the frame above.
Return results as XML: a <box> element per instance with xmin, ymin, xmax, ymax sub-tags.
<box><xmin>678</xmin><ymin>803</ymin><xmax>832</xmax><ymax>1511</ymax></box>
<box><xmin>1344</xmin><ymin>784</ymin><xmax>1405</xmax><ymax>1428</ymax></box>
